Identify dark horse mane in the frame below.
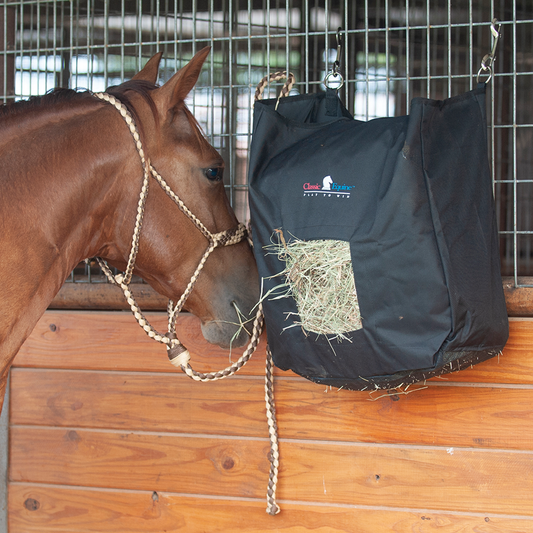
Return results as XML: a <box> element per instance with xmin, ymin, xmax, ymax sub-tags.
<box><xmin>0</xmin><ymin>79</ymin><xmax>205</xmax><ymax>146</ymax></box>
<box><xmin>0</xmin><ymin>87</ymin><xmax>93</xmax><ymax>119</ymax></box>
<box><xmin>0</xmin><ymin>80</ymin><xmax>158</xmax><ymax>122</ymax></box>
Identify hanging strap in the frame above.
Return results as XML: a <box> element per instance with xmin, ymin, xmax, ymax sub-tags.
<box><xmin>93</xmin><ymin>89</ymin><xmax>280</xmax><ymax>514</ymax></box>
<box><xmin>255</xmin><ymin>71</ymin><xmax>295</xmax><ymax>110</ymax></box>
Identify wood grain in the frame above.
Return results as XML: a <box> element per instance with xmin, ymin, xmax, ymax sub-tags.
<box><xmin>9</xmin><ymin>427</ymin><xmax>533</xmax><ymax>516</ymax></box>
<box><xmin>13</xmin><ymin>312</ymin><xmax>533</xmax><ymax>385</ymax></box>
<box><xmin>9</xmin><ymin>312</ymin><xmax>533</xmax><ymax>529</ymax></box>
<box><xmin>10</xmin><ymin>368</ymin><xmax>533</xmax><ymax>450</ymax></box>
<box><xmin>13</xmin><ymin>311</ymin><xmax>269</xmax><ymax>376</ymax></box>
<box><xmin>9</xmin><ymin>484</ymin><xmax>533</xmax><ymax>533</ymax></box>
<box><xmin>10</xmin><ymin>369</ymin><xmax>269</xmax><ymax>439</ymax></box>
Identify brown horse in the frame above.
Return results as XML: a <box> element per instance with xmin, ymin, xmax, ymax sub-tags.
<box><xmin>0</xmin><ymin>47</ymin><xmax>259</xmax><ymax>413</ymax></box>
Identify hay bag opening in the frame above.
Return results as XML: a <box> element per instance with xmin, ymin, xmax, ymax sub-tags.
<box><xmin>268</xmin><ymin>231</ymin><xmax>362</xmax><ymax>340</ymax></box>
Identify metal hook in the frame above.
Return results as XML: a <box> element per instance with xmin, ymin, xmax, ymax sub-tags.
<box><xmin>324</xmin><ymin>27</ymin><xmax>344</xmax><ymax>90</ymax></box>
<box><xmin>333</xmin><ymin>27</ymin><xmax>342</xmax><ymax>75</ymax></box>
<box><xmin>477</xmin><ymin>18</ymin><xmax>501</xmax><ymax>84</ymax></box>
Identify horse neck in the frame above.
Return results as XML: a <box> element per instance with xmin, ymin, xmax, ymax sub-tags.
<box><xmin>0</xmin><ymin>101</ymin><xmax>138</xmax><ymax>323</ymax></box>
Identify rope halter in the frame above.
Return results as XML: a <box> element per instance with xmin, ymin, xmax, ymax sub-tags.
<box><xmin>92</xmin><ymin>91</ymin><xmax>254</xmax><ymax>370</ymax></box>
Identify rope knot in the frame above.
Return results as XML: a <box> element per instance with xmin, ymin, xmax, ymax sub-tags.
<box><xmin>167</xmin><ymin>338</ymin><xmax>191</xmax><ymax>368</ymax></box>
<box><xmin>213</xmin><ymin>223</ymin><xmax>248</xmax><ymax>248</ymax></box>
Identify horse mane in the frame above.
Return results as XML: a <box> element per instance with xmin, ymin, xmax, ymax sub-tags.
<box><xmin>0</xmin><ymin>79</ymin><xmax>209</xmax><ymax>153</ymax></box>
<box><xmin>0</xmin><ymin>81</ymin><xmax>158</xmax><ymax>124</ymax></box>
<box><xmin>0</xmin><ymin>88</ymin><xmax>94</xmax><ymax>119</ymax></box>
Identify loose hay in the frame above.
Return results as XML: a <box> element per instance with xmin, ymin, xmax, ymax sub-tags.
<box><xmin>266</xmin><ymin>231</ymin><xmax>362</xmax><ymax>340</ymax></box>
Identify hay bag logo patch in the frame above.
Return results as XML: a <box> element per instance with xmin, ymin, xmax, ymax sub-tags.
<box><xmin>303</xmin><ymin>175</ymin><xmax>354</xmax><ymax>198</ymax></box>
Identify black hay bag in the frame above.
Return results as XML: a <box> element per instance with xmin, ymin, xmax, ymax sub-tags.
<box><xmin>248</xmin><ymin>85</ymin><xmax>509</xmax><ymax>391</ymax></box>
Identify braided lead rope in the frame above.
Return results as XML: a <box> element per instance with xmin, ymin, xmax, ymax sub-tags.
<box><xmin>148</xmin><ymin>164</ymin><xmax>213</xmax><ymax>240</ymax></box>
<box><xmin>265</xmin><ymin>345</ymin><xmax>280</xmax><ymax>515</ymax></box>
<box><xmin>174</xmin><ymin>303</ymin><xmax>264</xmax><ymax>382</ymax></box>
<box><xmin>97</xmin><ymin>258</ymin><xmax>176</xmax><ymax>348</ymax></box>
<box><xmin>94</xmin><ymin>89</ymin><xmax>279</xmax><ymax>515</ymax></box>
<box><xmin>150</xmin><ymin>163</ymin><xmax>248</xmax><ymax>247</ymax></box>
<box><xmin>252</xmin><ymin>72</ymin><xmax>296</xmax><ymax>515</ymax></box>
<box><xmin>93</xmin><ymin>92</ymin><xmax>151</xmax><ymax>285</ymax></box>
<box><xmin>166</xmin><ymin>242</ymin><xmax>217</xmax><ymax>330</ymax></box>
<box><xmin>253</xmin><ymin>72</ymin><xmax>297</xmax><ymax>516</ymax></box>
<box><xmin>166</xmin><ymin>225</ymin><xmax>249</xmax><ymax>326</ymax></box>
<box><xmin>123</xmin><ymin>168</ymin><xmax>150</xmax><ymax>284</ymax></box>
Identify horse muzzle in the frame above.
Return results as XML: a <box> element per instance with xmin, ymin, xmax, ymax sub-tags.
<box><xmin>200</xmin><ymin>300</ymin><xmax>258</xmax><ymax>349</ymax></box>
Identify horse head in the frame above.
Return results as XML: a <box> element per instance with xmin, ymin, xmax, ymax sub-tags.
<box><xmin>94</xmin><ymin>48</ymin><xmax>260</xmax><ymax>349</ymax></box>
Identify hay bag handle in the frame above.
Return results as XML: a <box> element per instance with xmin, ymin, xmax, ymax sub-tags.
<box><xmin>254</xmin><ymin>71</ymin><xmax>295</xmax><ymax>108</ymax></box>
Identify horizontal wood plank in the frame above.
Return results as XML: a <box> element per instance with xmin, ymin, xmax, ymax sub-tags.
<box><xmin>10</xmin><ymin>311</ymin><xmax>533</xmax><ymax>527</ymax></box>
<box><xmin>50</xmin><ymin>282</ymin><xmax>168</xmax><ymax>310</ymax></box>
<box><xmin>9</xmin><ymin>484</ymin><xmax>533</xmax><ymax>533</ymax></box>
<box><xmin>9</xmin><ymin>427</ymin><xmax>533</xmax><ymax>516</ymax></box>
<box><xmin>276</xmin><ymin>380</ymin><xmax>533</xmax><ymax>450</ymax></box>
<box><xmin>503</xmin><ymin>277</ymin><xmax>533</xmax><ymax>318</ymax></box>
<box><xmin>13</xmin><ymin>311</ymin><xmax>269</xmax><ymax>376</ymax></box>
<box><xmin>443</xmin><ymin>318</ymin><xmax>533</xmax><ymax>383</ymax></box>
<box><xmin>10</xmin><ymin>369</ymin><xmax>269</xmax><ymax>439</ymax></box>
<box><xmin>9</xmin><ymin>428</ymin><xmax>271</xmax><ymax>497</ymax></box>
<box><xmin>14</xmin><ymin>312</ymin><xmax>533</xmax><ymax>385</ymax></box>
<box><xmin>10</xmin><ymin>368</ymin><xmax>533</xmax><ymax>450</ymax></box>
<box><xmin>48</xmin><ymin>277</ymin><xmax>533</xmax><ymax>318</ymax></box>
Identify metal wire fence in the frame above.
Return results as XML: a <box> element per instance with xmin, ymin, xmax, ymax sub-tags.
<box><xmin>1</xmin><ymin>0</ymin><xmax>531</xmax><ymax>286</ymax></box>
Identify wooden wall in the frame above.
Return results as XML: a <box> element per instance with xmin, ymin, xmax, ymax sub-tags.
<box><xmin>7</xmin><ymin>311</ymin><xmax>533</xmax><ymax>532</ymax></box>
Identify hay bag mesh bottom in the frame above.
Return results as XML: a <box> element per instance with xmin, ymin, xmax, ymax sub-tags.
<box><xmin>268</xmin><ymin>233</ymin><xmax>363</xmax><ymax>340</ymax></box>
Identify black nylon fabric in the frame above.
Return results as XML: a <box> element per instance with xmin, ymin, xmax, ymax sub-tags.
<box><xmin>248</xmin><ymin>86</ymin><xmax>509</xmax><ymax>390</ymax></box>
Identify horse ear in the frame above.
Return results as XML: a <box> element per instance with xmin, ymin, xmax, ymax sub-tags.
<box><xmin>153</xmin><ymin>47</ymin><xmax>211</xmax><ymax>112</ymax></box>
<box><xmin>132</xmin><ymin>52</ymin><xmax>163</xmax><ymax>84</ymax></box>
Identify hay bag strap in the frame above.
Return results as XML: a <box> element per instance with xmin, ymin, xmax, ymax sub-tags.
<box><xmin>248</xmin><ymin>74</ymin><xmax>509</xmax><ymax>392</ymax></box>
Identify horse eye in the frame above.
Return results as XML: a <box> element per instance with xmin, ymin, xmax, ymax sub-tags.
<box><xmin>204</xmin><ymin>167</ymin><xmax>223</xmax><ymax>181</ymax></box>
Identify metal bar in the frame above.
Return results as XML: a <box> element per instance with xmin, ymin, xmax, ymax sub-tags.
<box><xmin>0</xmin><ymin>375</ymin><xmax>9</xmax><ymax>533</ymax></box>
<box><xmin>120</xmin><ymin>0</ymin><xmax>125</xmax><ymax>82</ymax></box>
<box><xmin>209</xmin><ymin>0</ymin><xmax>215</xmax><ymax>147</ymax></box>
<box><xmin>468</xmin><ymin>0</ymin><xmax>473</xmax><ymax>91</ymax></box>
<box><xmin>103</xmin><ymin>0</ymin><xmax>108</xmax><ymax>87</ymax></box>
<box><xmin>285</xmin><ymin>0</ymin><xmax>289</xmax><ymax>80</ymax></box>
<box><xmin>86</xmin><ymin>0</ymin><xmax>91</xmax><ymax>91</ymax></box>
<box><xmin>137</xmin><ymin>0</ymin><xmax>142</xmax><ymax>68</ymax></box>
<box><xmin>447</xmin><ymin>0</ymin><xmax>451</xmax><ymax>97</ymax></box>
<box><xmin>4</xmin><ymin>2</ymin><xmax>532</xmax><ymax>289</ymax></box>
<box><xmin>228</xmin><ymin>0</ymin><xmax>234</xmax><ymax>208</ymax></box>
<box><xmin>385</xmin><ymin>0</ymin><xmax>391</xmax><ymax>113</ymax></box>
<box><xmin>512</xmin><ymin>0</ymin><xmax>518</xmax><ymax>286</ymax></box>
<box><xmin>343</xmin><ymin>0</ymin><xmax>348</xmax><ymax>105</ymax></box>
<box><xmin>364</xmin><ymin>0</ymin><xmax>369</xmax><ymax>120</ymax></box>
<box><xmin>426</xmin><ymin>0</ymin><xmax>430</xmax><ymax>97</ymax></box>
<box><xmin>405</xmin><ymin>0</ymin><xmax>410</xmax><ymax>111</ymax></box>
